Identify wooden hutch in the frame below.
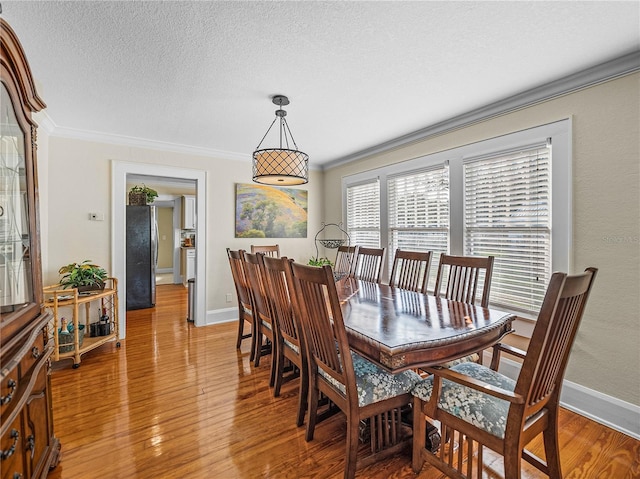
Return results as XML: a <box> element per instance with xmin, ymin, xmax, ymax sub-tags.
<box><xmin>1</xmin><ymin>17</ymin><xmax>60</xmax><ymax>478</ymax></box>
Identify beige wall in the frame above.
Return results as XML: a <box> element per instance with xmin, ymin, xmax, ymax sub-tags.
<box><xmin>323</xmin><ymin>73</ymin><xmax>640</xmax><ymax>406</ymax></box>
<box><xmin>38</xmin><ymin>137</ymin><xmax>324</xmax><ymax>315</ymax></box>
<box><xmin>156</xmin><ymin>206</ymin><xmax>174</xmax><ymax>270</ymax></box>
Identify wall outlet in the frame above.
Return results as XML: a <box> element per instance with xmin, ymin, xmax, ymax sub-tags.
<box><xmin>225</xmin><ymin>293</ymin><xmax>233</xmax><ymax>303</ymax></box>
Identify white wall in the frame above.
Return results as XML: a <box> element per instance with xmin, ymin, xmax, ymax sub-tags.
<box><xmin>323</xmin><ymin>73</ymin><xmax>640</xmax><ymax>407</ymax></box>
<box><xmin>38</xmin><ymin>137</ymin><xmax>324</xmax><ymax>320</ymax></box>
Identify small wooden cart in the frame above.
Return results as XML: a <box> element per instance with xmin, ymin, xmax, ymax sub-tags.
<box><xmin>44</xmin><ymin>277</ymin><xmax>121</xmax><ymax>368</ymax></box>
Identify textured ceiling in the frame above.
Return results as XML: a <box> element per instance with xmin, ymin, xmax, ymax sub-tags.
<box><xmin>2</xmin><ymin>1</ymin><xmax>639</xmax><ymax>167</ymax></box>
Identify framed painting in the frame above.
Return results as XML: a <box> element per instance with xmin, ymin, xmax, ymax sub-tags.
<box><xmin>235</xmin><ymin>183</ymin><xmax>308</xmax><ymax>238</ymax></box>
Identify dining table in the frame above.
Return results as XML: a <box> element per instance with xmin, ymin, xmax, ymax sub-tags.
<box><xmin>336</xmin><ymin>278</ymin><xmax>516</xmax><ymax>373</ymax></box>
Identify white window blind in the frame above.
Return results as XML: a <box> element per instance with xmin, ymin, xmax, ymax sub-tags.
<box><xmin>346</xmin><ymin>179</ymin><xmax>380</xmax><ymax>247</ymax></box>
<box><xmin>388</xmin><ymin>164</ymin><xmax>449</xmax><ymax>289</ymax></box>
<box><xmin>464</xmin><ymin>145</ymin><xmax>551</xmax><ymax>313</ymax></box>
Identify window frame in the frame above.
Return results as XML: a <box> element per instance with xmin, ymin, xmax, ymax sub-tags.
<box><xmin>342</xmin><ymin>119</ymin><xmax>571</xmax><ymax>333</ymax></box>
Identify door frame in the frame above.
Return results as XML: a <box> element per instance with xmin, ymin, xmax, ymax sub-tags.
<box><xmin>112</xmin><ymin>161</ymin><xmax>207</xmax><ymax>337</ymax></box>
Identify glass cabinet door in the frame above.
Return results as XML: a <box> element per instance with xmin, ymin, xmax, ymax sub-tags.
<box><xmin>0</xmin><ymin>82</ymin><xmax>34</xmax><ymax>314</ymax></box>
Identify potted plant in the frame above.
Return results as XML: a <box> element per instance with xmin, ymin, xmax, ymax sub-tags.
<box><xmin>128</xmin><ymin>184</ymin><xmax>158</xmax><ymax>205</ymax></box>
<box><xmin>58</xmin><ymin>260</ymin><xmax>108</xmax><ymax>292</ymax></box>
<box><xmin>308</xmin><ymin>257</ymin><xmax>333</xmax><ymax>267</ymax></box>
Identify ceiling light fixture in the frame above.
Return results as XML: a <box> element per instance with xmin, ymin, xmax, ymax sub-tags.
<box><xmin>252</xmin><ymin>95</ymin><xmax>309</xmax><ymax>186</ymax></box>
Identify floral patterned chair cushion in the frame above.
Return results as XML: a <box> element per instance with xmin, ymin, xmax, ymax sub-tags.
<box><xmin>283</xmin><ymin>338</ymin><xmax>299</xmax><ymax>354</ymax></box>
<box><xmin>411</xmin><ymin>362</ymin><xmax>516</xmax><ymax>439</ymax></box>
<box><xmin>437</xmin><ymin>352</ymin><xmax>480</xmax><ymax>368</ymax></box>
<box><xmin>319</xmin><ymin>351</ymin><xmax>421</xmax><ymax>407</ymax></box>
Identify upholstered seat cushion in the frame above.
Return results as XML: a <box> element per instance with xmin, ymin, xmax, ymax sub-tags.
<box><xmin>438</xmin><ymin>352</ymin><xmax>480</xmax><ymax>368</ymax></box>
<box><xmin>411</xmin><ymin>362</ymin><xmax>516</xmax><ymax>438</ymax></box>
<box><xmin>319</xmin><ymin>351</ymin><xmax>421</xmax><ymax>407</ymax></box>
<box><xmin>283</xmin><ymin>338</ymin><xmax>299</xmax><ymax>354</ymax></box>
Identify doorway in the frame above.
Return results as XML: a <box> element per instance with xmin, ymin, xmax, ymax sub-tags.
<box><xmin>112</xmin><ymin>161</ymin><xmax>207</xmax><ymax>338</ymax></box>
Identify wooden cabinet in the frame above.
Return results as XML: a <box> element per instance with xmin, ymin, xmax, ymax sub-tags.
<box><xmin>44</xmin><ymin>278</ymin><xmax>120</xmax><ymax>368</ymax></box>
<box><xmin>1</xmin><ymin>18</ymin><xmax>60</xmax><ymax>478</ymax></box>
<box><xmin>181</xmin><ymin>248</ymin><xmax>195</xmax><ymax>287</ymax></box>
<box><xmin>181</xmin><ymin>195</ymin><xmax>196</xmax><ymax>229</ymax></box>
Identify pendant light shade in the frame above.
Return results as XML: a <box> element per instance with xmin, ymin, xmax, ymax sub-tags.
<box><xmin>252</xmin><ymin>95</ymin><xmax>309</xmax><ymax>185</ymax></box>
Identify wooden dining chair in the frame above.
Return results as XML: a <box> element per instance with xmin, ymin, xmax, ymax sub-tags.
<box><xmin>226</xmin><ymin>249</ymin><xmax>255</xmax><ymax>357</ymax></box>
<box><xmin>412</xmin><ymin>267</ymin><xmax>598</xmax><ymax>479</ymax></box>
<box><xmin>434</xmin><ymin>254</ymin><xmax>494</xmax><ymax>307</ymax></box>
<box><xmin>354</xmin><ymin>246</ymin><xmax>386</xmax><ymax>283</ymax></box>
<box><xmin>250</xmin><ymin>244</ymin><xmax>280</xmax><ymax>257</ymax></box>
<box><xmin>388</xmin><ymin>249</ymin><xmax>433</xmax><ymax>293</ymax></box>
<box><xmin>242</xmin><ymin>252</ymin><xmax>276</xmax><ymax>381</ymax></box>
<box><xmin>334</xmin><ymin>245</ymin><xmax>358</xmax><ymax>279</ymax></box>
<box><xmin>261</xmin><ymin>255</ymin><xmax>308</xmax><ymax>426</ymax></box>
<box><xmin>285</xmin><ymin>261</ymin><xmax>421</xmax><ymax>479</ymax></box>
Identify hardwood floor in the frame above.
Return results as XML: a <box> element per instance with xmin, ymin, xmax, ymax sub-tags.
<box><xmin>47</xmin><ymin>284</ymin><xmax>639</xmax><ymax>478</ymax></box>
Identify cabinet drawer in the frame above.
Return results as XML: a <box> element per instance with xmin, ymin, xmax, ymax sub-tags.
<box><xmin>19</xmin><ymin>331</ymin><xmax>45</xmax><ymax>379</ymax></box>
<box><xmin>0</xmin><ymin>415</ymin><xmax>25</xmax><ymax>479</ymax></box>
<box><xmin>0</xmin><ymin>364</ymin><xmax>20</xmax><ymax>421</ymax></box>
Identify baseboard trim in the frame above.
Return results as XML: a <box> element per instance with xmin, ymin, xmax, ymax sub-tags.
<box><xmin>494</xmin><ymin>355</ymin><xmax>640</xmax><ymax>440</ymax></box>
<box><xmin>206</xmin><ymin>307</ymin><xmax>238</xmax><ymax>326</ymax></box>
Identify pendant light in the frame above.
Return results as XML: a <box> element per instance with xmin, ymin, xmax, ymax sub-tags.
<box><xmin>252</xmin><ymin>95</ymin><xmax>309</xmax><ymax>185</ymax></box>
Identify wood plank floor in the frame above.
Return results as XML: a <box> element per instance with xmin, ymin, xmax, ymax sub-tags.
<box><xmin>47</xmin><ymin>284</ymin><xmax>639</xmax><ymax>478</ymax></box>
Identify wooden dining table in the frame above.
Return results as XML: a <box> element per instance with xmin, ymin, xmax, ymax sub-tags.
<box><xmin>336</xmin><ymin>278</ymin><xmax>516</xmax><ymax>373</ymax></box>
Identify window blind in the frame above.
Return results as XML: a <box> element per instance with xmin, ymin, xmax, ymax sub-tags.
<box><xmin>388</xmin><ymin>164</ymin><xmax>449</xmax><ymax>289</ymax></box>
<box><xmin>464</xmin><ymin>146</ymin><xmax>551</xmax><ymax>313</ymax></box>
<box><xmin>346</xmin><ymin>179</ymin><xmax>380</xmax><ymax>247</ymax></box>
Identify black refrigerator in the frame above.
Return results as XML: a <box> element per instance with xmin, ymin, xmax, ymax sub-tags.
<box><xmin>126</xmin><ymin>205</ymin><xmax>157</xmax><ymax>310</ymax></box>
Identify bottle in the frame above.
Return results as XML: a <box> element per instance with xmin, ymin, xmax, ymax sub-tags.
<box><xmin>100</xmin><ymin>307</ymin><xmax>110</xmax><ymax>335</ymax></box>
<box><xmin>59</xmin><ymin>317</ymin><xmax>71</xmax><ymax>351</ymax></box>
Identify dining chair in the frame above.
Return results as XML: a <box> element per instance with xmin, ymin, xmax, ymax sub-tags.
<box><xmin>226</xmin><ymin>249</ymin><xmax>255</xmax><ymax>357</ymax></box>
<box><xmin>250</xmin><ymin>244</ymin><xmax>280</xmax><ymax>257</ymax></box>
<box><xmin>388</xmin><ymin>249</ymin><xmax>433</xmax><ymax>293</ymax></box>
<box><xmin>412</xmin><ymin>267</ymin><xmax>598</xmax><ymax>479</ymax></box>
<box><xmin>242</xmin><ymin>252</ymin><xmax>276</xmax><ymax>381</ymax></box>
<box><xmin>261</xmin><ymin>255</ymin><xmax>309</xmax><ymax>427</ymax></box>
<box><xmin>353</xmin><ymin>246</ymin><xmax>386</xmax><ymax>283</ymax></box>
<box><xmin>334</xmin><ymin>245</ymin><xmax>358</xmax><ymax>279</ymax></box>
<box><xmin>434</xmin><ymin>254</ymin><xmax>494</xmax><ymax>307</ymax></box>
<box><xmin>433</xmin><ymin>254</ymin><xmax>495</xmax><ymax>366</ymax></box>
<box><xmin>285</xmin><ymin>261</ymin><xmax>421</xmax><ymax>479</ymax></box>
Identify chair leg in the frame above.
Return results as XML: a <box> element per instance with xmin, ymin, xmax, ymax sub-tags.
<box><xmin>249</xmin><ymin>317</ymin><xmax>257</xmax><ymax>362</ymax></box>
<box><xmin>235</xmin><ymin>308</ymin><xmax>245</xmax><ymax>349</ymax></box>
<box><xmin>503</xmin><ymin>442</ymin><xmax>523</xmax><ymax>479</ymax></box>
<box><xmin>268</xmin><ymin>335</ymin><xmax>277</xmax><ymax>387</ymax></box>
<box><xmin>542</xmin><ymin>409</ymin><xmax>563</xmax><ymax>479</ymax></box>
<box><xmin>412</xmin><ymin>397</ymin><xmax>427</xmax><ymax>473</ymax></box>
<box><xmin>345</xmin><ymin>415</ymin><xmax>359</xmax><ymax>479</ymax></box>
<box><xmin>306</xmin><ymin>384</ymin><xmax>319</xmax><ymax>442</ymax></box>
<box><xmin>296</xmin><ymin>365</ymin><xmax>309</xmax><ymax>427</ymax></box>
<box><xmin>273</xmin><ymin>341</ymin><xmax>285</xmax><ymax>396</ymax></box>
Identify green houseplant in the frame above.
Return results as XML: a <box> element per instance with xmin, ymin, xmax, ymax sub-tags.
<box><xmin>129</xmin><ymin>184</ymin><xmax>158</xmax><ymax>205</ymax></box>
<box><xmin>58</xmin><ymin>260</ymin><xmax>108</xmax><ymax>291</ymax></box>
<box><xmin>308</xmin><ymin>257</ymin><xmax>333</xmax><ymax>267</ymax></box>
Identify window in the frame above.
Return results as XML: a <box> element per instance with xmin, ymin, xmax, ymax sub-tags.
<box><xmin>464</xmin><ymin>146</ymin><xmax>551</xmax><ymax>312</ymax></box>
<box><xmin>346</xmin><ymin>179</ymin><xmax>380</xmax><ymax>247</ymax></box>
<box><xmin>388</xmin><ymin>165</ymin><xmax>449</xmax><ymax>289</ymax></box>
<box><xmin>342</xmin><ymin>120</ymin><xmax>570</xmax><ymax>318</ymax></box>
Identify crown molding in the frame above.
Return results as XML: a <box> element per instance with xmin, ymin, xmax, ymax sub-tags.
<box><xmin>323</xmin><ymin>50</ymin><xmax>640</xmax><ymax>170</ymax></box>
<box><xmin>38</xmin><ymin>112</ymin><xmax>250</xmax><ymax>162</ymax></box>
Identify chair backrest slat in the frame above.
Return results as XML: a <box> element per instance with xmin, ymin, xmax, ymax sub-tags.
<box><xmin>262</xmin><ymin>256</ymin><xmax>299</xmax><ymax>347</ymax></box>
<box><xmin>334</xmin><ymin>245</ymin><xmax>358</xmax><ymax>277</ymax></box>
<box><xmin>389</xmin><ymin>249</ymin><xmax>432</xmax><ymax>293</ymax></box>
<box><xmin>354</xmin><ymin>247</ymin><xmax>385</xmax><ymax>283</ymax></box>
<box><xmin>251</xmin><ymin>244</ymin><xmax>280</xmax><ymax>257</ymax></box>
<box><xmin>227</xmin><ymin>248</ymin><xmax>252</xmax><ymax>310</ymax></box>
<box><xmin>242</xmin><ymin>252</ymin><xmax>271</xmax><ymax>326</ymax></box>
<box><xmin>434</xmin><ymin>254</ymin><xmax>494</xmax><ymax>307</ymax></box>
<box><xmin>517</xmin><ymin>268</ymin><xmax>597</xmax><ymax>411</ymax></box>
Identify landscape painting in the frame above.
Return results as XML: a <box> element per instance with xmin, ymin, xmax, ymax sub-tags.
<box><xmin>235</xmin><ymin>183</ymin><xmax>308</xmax><ymax>238</ymax></box>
